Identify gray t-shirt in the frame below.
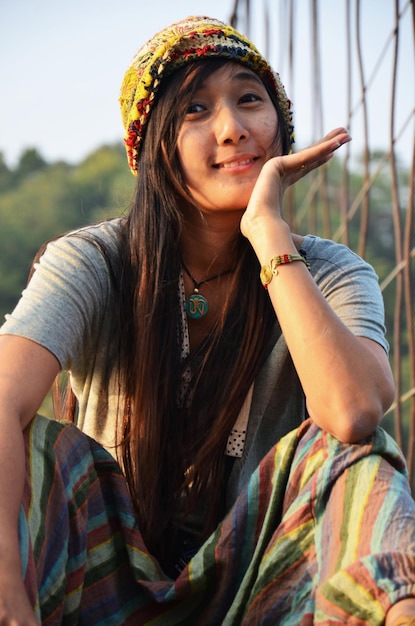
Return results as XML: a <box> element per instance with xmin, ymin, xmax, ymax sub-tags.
<box><xmin>1</xmin><ymin>218</ymin><xmax>389</xmax><ymax>502</ymax></box>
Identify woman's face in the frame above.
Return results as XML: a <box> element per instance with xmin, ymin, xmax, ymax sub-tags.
<box><xmin>176</xmin><ymin>62</ymin><xmax>279</xmax><ymax>215</ymax></box>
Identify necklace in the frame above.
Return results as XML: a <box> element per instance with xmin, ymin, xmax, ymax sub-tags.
<box><xmin>182</xmin><ymin>261</ymin><xmax>233</xmax><ymax>319</ymax></box>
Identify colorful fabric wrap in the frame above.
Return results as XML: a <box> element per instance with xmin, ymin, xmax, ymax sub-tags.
<box><xmin>119</xmin><ymin>16</ymin><xmax>294</xmax><ymax>175</ymax></box>
<box><xmin>21</xmin><ymin>414</ymin><xmax>415</xmax><ymax>624</ymax></box>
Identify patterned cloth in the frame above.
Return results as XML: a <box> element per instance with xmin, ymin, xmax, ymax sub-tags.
<box><xmin>21</xmin><ymin>415</ymin><xmax>415</xmax><ymax>625</ymax></box>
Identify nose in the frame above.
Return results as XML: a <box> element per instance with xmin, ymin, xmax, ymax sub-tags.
<box><xmin>214</xmin><ymin>106</ymin><xmax>249</xmax><ymax>145</ymax></box>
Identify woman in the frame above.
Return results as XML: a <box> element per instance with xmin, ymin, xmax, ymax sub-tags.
<box><xmin>0</xmin><ymin>15</ymin><xmax>415</xmax><ymax>625</ymax></box>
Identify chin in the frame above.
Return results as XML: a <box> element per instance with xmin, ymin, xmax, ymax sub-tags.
<box><xmin>215</xmin><ymin>204</ymin><xmax>247</xmax><ymax>214</ymax></box>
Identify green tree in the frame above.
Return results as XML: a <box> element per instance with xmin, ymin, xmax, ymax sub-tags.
<box><xmin>0</xmin><ymin>143</ymin><xmax>134</xmax><ymax>321</ymax></box>
<box><xmin>0</xmin><ymin>152</ymin><xmax>14</xmax><ymax>192</ymax></box>
<box><xmin>16</xmin><ymin>148</ymin><xmax>48</xmax><ymax>180</ymax></box>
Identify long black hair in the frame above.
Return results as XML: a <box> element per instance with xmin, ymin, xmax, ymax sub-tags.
<box><xmin>55</xmin><ymin>58</ymin><xmax>292</xmax><ymax>569</ymax></box>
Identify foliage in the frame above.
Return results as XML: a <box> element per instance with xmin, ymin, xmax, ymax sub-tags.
<box><xmin>0</xmin><ymin>144</ymin><xmax>134</xmax><ymax>319</ymax></box>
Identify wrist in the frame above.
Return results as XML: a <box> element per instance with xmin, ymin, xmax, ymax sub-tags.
<box><xmin>241</xmin><ymin>207</ymin><xmax>287</xmax><ymax>242</ymax></box>
<box><xmin>245</xmin><ymin>219</ymin><xmax>297</xmax><ymax>264</ymax></box>
<box><xmin>260</xmin><ymin>253</ymin><xmax>308</xmax><ymax>289</ymax></box>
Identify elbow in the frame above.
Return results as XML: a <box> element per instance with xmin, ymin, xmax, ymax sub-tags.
<box><xmin>308</xmin><ymin>350</ymin><xmax>396</xmax><ymax>443</ymax></box>
<box><xmin>309</xmin><ymin>388</ymin><xmax>394</xmax><ymax>444</ymax></box>
<box><xmin>333</xmin><ymin>403</ymin><xmax>384</xmax><ymax>443</ymax></box>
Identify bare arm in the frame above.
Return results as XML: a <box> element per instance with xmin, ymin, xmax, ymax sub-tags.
<box><xmin>241</xmin><ymin>129</ymin><xmax>395</xmax><ymax>442</ymax></box>
<box><xmin>0</xmin><ymin>334</ymin><xmax>60</xmax><ymax>624</ymax></box>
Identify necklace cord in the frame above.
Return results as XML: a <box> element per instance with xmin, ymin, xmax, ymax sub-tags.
<box><xmin>181</xmin><ymin>261</ymin><xmax>234</xmax><ymax>319</ymax></box>
<box><xmin>181</xmin><ymin>261</ymin><xmax>234</xmax><ymax>290</ymax></box>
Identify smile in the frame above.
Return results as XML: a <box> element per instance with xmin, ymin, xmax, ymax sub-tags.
<box><xmin>214</xmin><ymin>157</ymin><xmax>258</xmax><ymax>169</ymax></box>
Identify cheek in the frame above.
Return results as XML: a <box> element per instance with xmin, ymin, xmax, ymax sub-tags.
<box><xmin>177</xmin><ymin>130</ymin><xmax>207</xmax><ymax>186</ymax></box>
<box><xmin>260</xmin><ymin>112</ymin><xmax>280</xmax><ymax>155</ymax></box>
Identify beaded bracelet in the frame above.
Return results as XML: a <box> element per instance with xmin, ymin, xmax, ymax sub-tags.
<box><xmin>260</xmin><ymin>253</ymin><xmax>306</xmax><ymax>289</ymax></box>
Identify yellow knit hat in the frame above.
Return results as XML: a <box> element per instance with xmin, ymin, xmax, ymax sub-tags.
<box><xmin>119</xmin><ymin>16</ymin><xmax>294</xmax><ymax>175</ymax></box>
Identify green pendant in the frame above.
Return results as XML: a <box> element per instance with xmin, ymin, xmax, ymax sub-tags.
<box><xmin>185</xmin><ymin>293</ymin><xmax>209</xmax><ymax>319</ymax></box>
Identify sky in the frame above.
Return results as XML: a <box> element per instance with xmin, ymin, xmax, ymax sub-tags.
<box><xmin>1</xmin><ymin>0</ymin><xmax>413</xmax><ymax>169</ymax></box>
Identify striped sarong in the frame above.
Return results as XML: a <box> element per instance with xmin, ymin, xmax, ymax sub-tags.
<box><xmin>21</xmin><ymin>415</ymin><xmax>415</xmax><ymax>625</ymax></box>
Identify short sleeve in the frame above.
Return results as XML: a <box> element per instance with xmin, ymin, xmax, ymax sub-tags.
<box><xmin>0</xmin><ymin>220</ymin><xmax>120</xmax><ymax>369</ymax></box>
<box><xmin>301</xmin><ymin>236</ymin><xmax>389</xmax><ymax>354</ymax></box>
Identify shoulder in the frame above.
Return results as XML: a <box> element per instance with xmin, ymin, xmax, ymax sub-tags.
<box><xmin>296</xmin><ymin>235</ymin><xmax>379</xmax><ymax>286</ymax></box>
<box><xmin>39</xmin><ymin>218</ymin><xmax>125</xmax><ymax>283</ymax></box>
<box><xmin>27</xmin><ymin>217</ymin><xmax>127</xmax><ymax>322</ymax></box>
<box><xmin>295</xmin><ymin>234</ymin><xmax>385</xmax><ymax>312</ymax></box>
<box><xmin>1</xmin><ymin>218</ymin><xmax>127</xmax><ymax>368</ymax></box>
<box><xmin>298</xmin><ymin>234</ymin><xmax>369</xmax><ymax>268</ymax></box>
<box><xmin>47</xmin><ymin>217</ymin><xmax>125</xmax><ymax>259</ymax></box>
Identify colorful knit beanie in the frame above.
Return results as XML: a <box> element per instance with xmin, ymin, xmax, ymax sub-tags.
<box><xmin>119</xmin><ymin>16</ymin><xmax>294</xmax><ymax>175</ymax></box>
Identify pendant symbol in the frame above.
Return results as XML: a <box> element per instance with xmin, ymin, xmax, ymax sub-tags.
<box><xmin>186</xmin><ymin>294</ymin><xmax>209</xmax><ymax>319</ymax></box>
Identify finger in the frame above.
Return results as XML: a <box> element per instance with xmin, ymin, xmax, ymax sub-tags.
<box><xmin>293</xmin><ymin>131</ymin><xmax>351</xmax><ymax>172</ymax></box>
<box><xmin>316</xmin><ymin>127</ymin><xmax>349</xmax><ymax>145</ymax></box>
<box><xmin>282</xmin><ymin>148</ymin><xmax>331</xmax><ymax>178</ymax></box>
<box><xmin>264</xmin><ymin>129</ymin><xmax>351</xmax><ymax>189</ymax></box>
<box><xmin>289</xmin><ymin>153</ymin><xmax>334</xmax><ymax>184</ymax></box>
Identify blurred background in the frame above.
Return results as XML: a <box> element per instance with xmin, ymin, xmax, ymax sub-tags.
<box><xmin>1</xmin><ymin>0</ymin><xmax>414</xmax><ymax>482</ymax></box>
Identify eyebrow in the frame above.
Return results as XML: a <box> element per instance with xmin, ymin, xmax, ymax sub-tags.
<box><xmin>195</xmin><ymin>69</ymin><xmax>265</xmax><ymax>93</ymax></box>
<box><xmin>230</xmin><ymin>70</ymin><xmax>264</xmax><ymax>86</ymax></box>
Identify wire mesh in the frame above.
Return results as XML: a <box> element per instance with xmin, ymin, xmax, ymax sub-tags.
<box><xmin>231</xmin><ymin>0</ymin><xmax>415</xmax><ymax>484</ymax></box>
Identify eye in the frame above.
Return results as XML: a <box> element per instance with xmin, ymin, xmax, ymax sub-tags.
<box><xmin>185</xmin><ymin>102</ymin><xmax>206</xmax><ymax>115</ymax></box>
<box><xmin>239</xmin><ymin>92</ymin><xmax>263</xmax><ymax>104</ymax></box>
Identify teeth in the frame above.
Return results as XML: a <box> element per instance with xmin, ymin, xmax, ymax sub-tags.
<box><xmin>220</xmin><ymin>158</ymin><xmax>253</xmax><ymax>168</ymax></box>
